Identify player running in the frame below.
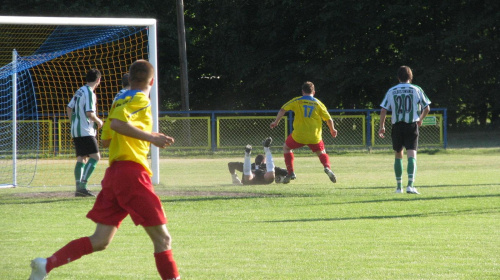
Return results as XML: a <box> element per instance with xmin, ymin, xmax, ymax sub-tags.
<box><xmin>378</xmin><ymin>65</ymin><xmax>431</xmax><ymax>194</ymax></box>
<box><xmin>270</xmin><ymin>81</ymin><xmax>338</xmax><ymax>184</ymax></box>
<box><xmin>29</xmin><ymin>60</ymin><xmax>180</xmax><ymax>280</ymax></box>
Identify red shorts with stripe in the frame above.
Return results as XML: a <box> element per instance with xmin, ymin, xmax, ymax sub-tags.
<box><xmin>86</xmin><ymin>161</ymin><xmax>167</xmax><ymax>227</ymax></box>
<box><xmin>285</xmin><ymin>135</ymin><xmax>325</xmax><ymax>153</ymax></box>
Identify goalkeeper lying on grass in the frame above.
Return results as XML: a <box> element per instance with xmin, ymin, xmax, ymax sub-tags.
<box><xmin>228</xmin><ymin>137</ymin><xmax>288</xmax><ymax>185</ymax></box>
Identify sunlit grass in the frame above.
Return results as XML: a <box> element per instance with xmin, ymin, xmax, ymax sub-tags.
<box><xmin>1</xmin><ymin>150</ymin><xmax>499</xmax><ymax>279</ymax></box>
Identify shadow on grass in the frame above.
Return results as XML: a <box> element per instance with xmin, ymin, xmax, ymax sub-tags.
<box><xmin>261</xmin><ymin>207</ymin><xmax>500</xmax><ymax>223</ymax></box>
<box><xmin>315</xmin><ymin>193</ymin><xmax>500</xmax><ymax>206</ymax></box>
<box><xmin>344</xmin><ymin>183</ymin><xmax>499</xmax><ymax>190</ymax></box>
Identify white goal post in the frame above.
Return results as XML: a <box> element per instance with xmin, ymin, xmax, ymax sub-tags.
<box><xmin>0</xmin><ymin>16</ymin><xmax>161</xmax><ymax>186</ymax></box>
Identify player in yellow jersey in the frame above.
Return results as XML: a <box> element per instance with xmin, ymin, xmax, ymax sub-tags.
<box><xmin>29</xmin><ymin>60</ymin><xmax>180</xmax><ymax>280</ymax></box>
<box><xmin>270</xmin><ymin>81</ymin><xmax>338</xmax><ymax>184</ymax></box>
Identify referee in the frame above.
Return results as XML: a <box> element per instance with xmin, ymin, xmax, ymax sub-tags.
<box><xmin>378</xmin><ymin>66</ymin><xmax>431</xmax><ymax>194</ymax></box>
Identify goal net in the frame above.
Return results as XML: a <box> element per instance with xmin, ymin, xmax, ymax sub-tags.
<box><xmin>0</xmin><ymin>16</ymin><xmax>160</xmax><ymax>187</ymax></box>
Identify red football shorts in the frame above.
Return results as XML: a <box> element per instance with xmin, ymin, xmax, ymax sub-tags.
<box><xmin>285</xmin><ymin>135</ymin><xmax>325</xmax><ymax>153</ymax></box>
<box><xmin>87</xmin><ymin>161</ymin><xmax>167</xmax><ymax>227</ymax></box>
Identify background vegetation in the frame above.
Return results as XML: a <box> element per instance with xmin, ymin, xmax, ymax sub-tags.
<box><xmin>2</xmin><ymin>0</ymin><xmax>499</xmax><ymax>128</ymax></box>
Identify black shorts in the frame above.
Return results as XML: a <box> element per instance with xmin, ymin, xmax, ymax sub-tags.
<box><xmin>391</xmin><ymin>122</ymin><xmax>419</xmax><ymax>152</ymax></box>
<box><xmin>242</xmin><ymin>169</ymin><xmax>271</xmax><ymax>185</ymax></box>
<box><xmin>73</xmin><ymin>136</ymin><xmax>99</xmax><ymax>157</ymax></box>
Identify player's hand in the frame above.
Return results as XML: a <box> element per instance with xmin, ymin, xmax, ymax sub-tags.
<box><xmin>151</xmin><ymin>132</ymin><xmax>175</xmax><ymax>148</ymax></box>
<box><xmin>96</xmin><ymin>119</ymin><xmax>104</xmax><ymax>129</ymax></box>
<box><xmin>101</xmin><ymin>139</ymin><xmax>111</xmax><ymax>148</ymax></box>
<box><xmin>270</xmin><ymin>121</ymin><xmax>278</xmax><ymax>129</ymax></box>
<box><xmin>331</xmin><ymin>128</ymin><xmax>338</xmax><ymax>138</ymax></box>
<box><xmin>417</xmin><ymin>120</ymin><xmax>423</xmax><ymax>127</ymax></box>
<box><xmin>378</xmin><ymin>127</ymin><xmax>385</xmax><ymax>138</ymax></box>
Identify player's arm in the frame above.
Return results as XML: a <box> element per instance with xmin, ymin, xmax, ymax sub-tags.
<box><xmin>86</xmin><ymin>111</ymin><xmax>103</xmax><ymax>129</ymax></box>
<box><xmin>66</xmin><ymin>106</ymin><xmax>72</xmax><ymax>119</ymax></box>
<box><xmin>270</xmin><ymin>108</ymin><xmax>287</xmax><ymax>129</ymax></box>
<box><xmin>110</xmin><ymin>119</ymin><xmax>174</xmax><ymax>148</ymax></box>
<box><xmin>326</xmin><ymin>119</ymin><xmax>337</xmax><ymax>138</ymax></box>
<box><xmin>416</xmin><ymin>105</ymin><xmax>431</xmax><ymax>127</ymax></box>
<box><xmin>378</xmin><ymin>108</ymin><xmax>388</xmax><ymax>138</ymax></box>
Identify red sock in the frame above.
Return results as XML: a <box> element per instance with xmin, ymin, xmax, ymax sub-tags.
<box><xmin>154</xmin><ymin>250</ymin><xmax>180</xmax><ymax>280</ymax></box>
<box><xmin>46</xmin><ymin>237</ymin><xmax>93</xmax><ymax>273</ymax></box>
<box><xmin>284</xmin><ymin>152</ymin><xmax>294</xmax><ymax>174</ymax></box>
<box><xmin>319</xmin><ymin>153</ymin><xmax>330</xmax><ymax>169</ymax></box>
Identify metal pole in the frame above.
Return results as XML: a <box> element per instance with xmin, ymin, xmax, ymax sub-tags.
<box><xmin>12</xmin><ymin>50</ymin><xmax>18</xmax><ymax>187</ymax></box>
<box><xmin>176</xmin><ymin>0</ymin><xmax>189</xmax><ymax>112</ymax></box>
<box><xmin>149</xmin><ymin>21</ymin><xmax>160</xmax><ymax>185</ymax></box>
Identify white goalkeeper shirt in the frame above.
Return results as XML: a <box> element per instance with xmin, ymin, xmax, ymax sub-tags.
<box><xmin>380</xmin><ymin>83</ymin><xmax>431</xmax><ymax>124</ymax></box>
<box><xmin>68</xmin><ymin>85</ymin><xmax>98</xmax><ymax>138</ymax></box>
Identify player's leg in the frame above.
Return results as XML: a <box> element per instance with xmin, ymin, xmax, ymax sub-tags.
<box><xmin>283</xmin><ymin>135</ymin><xmax>301</xmax><ymax>183</ymax></box>
<box><xmin>144</xmin><ymin>224</ymin><xmax>180</xmax><ymax>280</ymax></box>
<box><xmin>262</xmin><ymin>137</ymin><xmax>276</xmax><ymax>183</ymax></box>
<box><xmin>228</xmin><ymin>162</ymin><xmax>243</xmax><ymax>185</ymax></box>
<box><xmin>310</xmin><ymin>141</ymin><xmax>336</xmax><ymax>183</ymax></box>
<box><xmin>116</xmin><ymin>161</ymin><xmax>180</xmax><ymax>279</ymax></box>
<box><xmin>406</xmin><ymin>149</ymin><xmax>417</xmax><ymax>190</ymax></box>
<box><xmin>79</xmin><ymin>136</ymin><xmax>101</xmax><ymax>195</ymax></box>
<box><xmin>28</xmin><ymin>224</ymin><xmax>116</xmax><ymax>280</ymax></box>
<box><xmin>391</xmin><ymin>123</ymin><xmax>405</xmax><ymax>193</ymax></box>
<box><xmin>243</xmin><ymin>144</ymin><xmax>255</xmax><ymax>182</ymax></box>
<box><xmin>394</xmin><ymin>149</ymin><xmax>404</xmax><ymax>193</ymax></box>
<box><xmin>73</xmin><ymin>137</ymin><xmax>86</xmax><ymax>191</ymax></box>
<box><xmin>404</xmin><ymin>123</ymin><xmax>420</xmax><ymax>194</ymax></box>
<box><xmin>74</xmin><ymin>156</ymin><xmax>85</xmax><ymax>188</ymax></box>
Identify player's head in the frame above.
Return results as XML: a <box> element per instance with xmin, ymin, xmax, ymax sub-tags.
<box><xmin>129</xmin><ymin>60</ymin><xmax>154</xmax><ymax>89</ymax></box>
<box><xmin>86</xmin><ymin>68</ymin><xmax>101</xmax><ymax>83</ymax></box>
<box><xmin>122</xmin><ymin>73</ymin><xmax>130</xmax><ymax>89</ymax></box>
<box><xmin>255</xmin><ymin>154</ymin><xmax>265</xmax><ymax>165</ymax></box>
<box><xmin>397</xmin><ymin>66</ymin><xmax>413</xmax><ymax>83</ymax></box>
<box><xmin>302</xmin><ymin>81</ymin><xmax>315</xmax><ymax>95</ymax></box>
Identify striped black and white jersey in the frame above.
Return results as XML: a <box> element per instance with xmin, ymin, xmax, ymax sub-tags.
<box><xmin>68</xmin><ymin>85</ymin><xmax>98</xmax><ymax>138</ymax></box>
<box><xmin>380</xmin><ymin>83</ymin><xmax>431</xmax><ymax>124</ymax></box>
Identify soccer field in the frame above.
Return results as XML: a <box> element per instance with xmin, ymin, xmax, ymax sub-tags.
<box><xmin>1</xmin><ymin>149</ymin><xmax>499</xmax><ymax>279</ymax></box>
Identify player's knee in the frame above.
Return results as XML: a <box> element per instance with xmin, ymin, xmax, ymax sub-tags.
<box><xmin>90</xmin><ymin>153</ymin><xmax>100</xmax><ymax>161</ymax></box>
<box><xmin>316</xmin><ymin>150</ymin><xmax>326</xmax><ymax>156</ymax></box>
<box><xmin>89</xmin><ymin>237</ymin><xmax>112</xmax><ymax>252</ymax></box>
<box><xmin>153</xmin><ymin>235</ymin><xmax>172</xmax><ymax>251</ymax></box>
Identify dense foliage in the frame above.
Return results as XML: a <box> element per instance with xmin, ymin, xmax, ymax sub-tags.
<box><xmin>3</xmin><ymin>0</ymin><xmax>499</xmax><ymax>127</ymax></box>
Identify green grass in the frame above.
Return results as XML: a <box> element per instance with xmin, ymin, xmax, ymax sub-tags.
<box><xmin>1</xmin><ymin>149</ymin><xmax>499</xmax><ymax>279</ymax></box>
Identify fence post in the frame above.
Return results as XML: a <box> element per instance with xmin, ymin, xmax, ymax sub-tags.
<box><xmin>366</xmin><ymin>110</ymin><xmax>372</xmax><ymax>150</ymax></box>
<box><xmin>211</xmin><ymin>111</ymin><xmax>216</xmax><ymax>152</ymax></box>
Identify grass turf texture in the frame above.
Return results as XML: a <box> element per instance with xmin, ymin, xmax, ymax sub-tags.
<box><xmin>1</xmin><ymin>149</ymin><xmax>499</xmax><ymax>279</ymax></box>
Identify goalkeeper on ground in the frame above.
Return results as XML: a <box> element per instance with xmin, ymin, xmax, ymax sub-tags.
<box><xmin>228</xmin><ymin>137</ymin><xmax>288</xmax><ymax>185</ymax></box>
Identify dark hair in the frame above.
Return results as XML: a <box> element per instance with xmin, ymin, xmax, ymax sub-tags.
<box><xmin>397</xmin><ymin>66</ymin><xmax>413</xmax><ymax>83</ymax></box>
<box><xmin>255</xmin><ymin>154</ymin><xmax>264</xmax><ymax>165</ymax></box>
<box><xmin>129</xmin><ymin>59</ymin><xmax>154</xmax><ymax>88</ymax></box>
<box><xmin>122</xmin><ymin>73</ymin><xmax>130</xmax><ymax>88</ymax></box>
<box><xmin>302</xmin><ymin>81</ymin><xmax>315</xmax><ymax>94</ymax></box>
<box><xmin>86</xmin><ymin>68</ymin><xmax>101</xmax><ymax>83</ymax></box>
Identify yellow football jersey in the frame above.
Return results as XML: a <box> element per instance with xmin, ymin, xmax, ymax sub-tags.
<box><xmin>282</xmin><ymin>95</ymin><xmax>331</xmax><ymax>144</ymax></box>
<box><xmin>101</xmin><ymin>90</ymin><xmax>153</xmax><ymax>175</ymax></box>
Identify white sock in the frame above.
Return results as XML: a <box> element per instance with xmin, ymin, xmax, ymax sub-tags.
<box><xmin>264</xmin><ymin>147</ymin><xmax>275</xmax><ymax>172</ymax></box>
<box><xmin>243</xmin><ymin>153</ymin><xmax>252</xmax><ymax>175</ymax></box>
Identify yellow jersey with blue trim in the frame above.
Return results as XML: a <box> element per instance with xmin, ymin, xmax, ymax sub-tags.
<box><xmin>282</xmin><ymin>95</ymin><xmax>332</xmax><ymax>144</ymax></box>
<box><xmin>101</xmin><ymin>89</ymin><xmax>153</xmax><ymax>175</ymax></box>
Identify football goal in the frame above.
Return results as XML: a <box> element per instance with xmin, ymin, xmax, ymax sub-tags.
<box><xmin>0</xmin><ymin>16</ymin><xmax>161</xmax><ymax>187</ymax></box>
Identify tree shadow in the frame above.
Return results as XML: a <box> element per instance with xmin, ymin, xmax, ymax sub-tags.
<box><xmin>261</xmin><ymin>207</ymin><xmax>500</xmax><ymax>223</ymax></box>
<box><xmin>344</xmin><ymin>183</ymin><xmax>499</xmax><ymax>190</ymax></box>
